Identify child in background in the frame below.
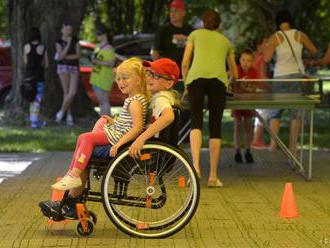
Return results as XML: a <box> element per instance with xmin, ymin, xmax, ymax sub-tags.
<box><xmin>90</xmin><ymin>24</ymin><xmax>115</xmax><ymax>116</ymax></box>
<box><xmin>251</xmin><ymin>38</ymin><xmax>270</xmax><ymax>149</ymax></box>
<box><xmin>23</xmin><ymin>27</ymin><xmax>48</xmax><ymax>128</ymax></box>
<box><xmin>129</xmin><ymin>58</ymin><xmax>180</xmax><ymax>158</ymax></box>
<box><xmin>232</xmin><ymin>49</ymin><xmax>257</xmax><ymax>163</ymax></box>
<box><xmin>39</xmin><ymin>57</ymin><xmax>148</xmax><ymax>219</ymax></box>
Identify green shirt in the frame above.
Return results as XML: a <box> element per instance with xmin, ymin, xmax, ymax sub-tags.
<box><xmin>185</xmin><ymin>29</ymin><xmax>234</xmax><ymax>87</ymax></box>
<box><xmin>90</xmin><ymin>45</ymin><xmax>115</xmax><ymax>91</ymax></box>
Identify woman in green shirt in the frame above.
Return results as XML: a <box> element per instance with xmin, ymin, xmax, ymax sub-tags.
<box><xmin>182</xmin><ymin>10</ymin><xmax>238</xmax><ymax>187</ymax></box>
<box><xmin>90</xmin><ymin>25</ymin><xmax>115</xmax><ymax>116</ymax></box>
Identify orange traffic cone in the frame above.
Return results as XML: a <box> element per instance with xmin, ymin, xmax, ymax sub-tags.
<box><xmin>279</xmin><ymin>182</ymin><xmax>298</xmax><ymax>219</ymax></box>
<box><xmin>48</xmin><ymin>177</ymin><xmax>69</xmax><ymax>225</ymax></box>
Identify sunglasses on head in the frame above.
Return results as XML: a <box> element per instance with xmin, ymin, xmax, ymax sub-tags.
<box><xmin>146</xmin><ymin>70</ymin><xmax>172</xmax><ymax>80</ymax></box>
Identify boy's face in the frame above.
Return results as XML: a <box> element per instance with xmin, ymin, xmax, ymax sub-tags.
<box><xmin>146</xmin><ymin>70</ymin><xmax>174</xmax><ymax>94</ymax></box>
<box><xmin>240</xmin><ymin>53</ymin><xmax>254</xmax><ymax>72</ymax></box>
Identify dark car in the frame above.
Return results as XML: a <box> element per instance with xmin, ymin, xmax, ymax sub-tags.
<box><xmin>0</xmin><ymin>46</ymin><xmax>12</xmax><ymax>105</ymax></box>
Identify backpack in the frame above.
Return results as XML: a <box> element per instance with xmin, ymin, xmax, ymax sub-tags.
<box><xmin>20</xmin><ymin>75</ymin><xmax>37</xmax><ymax>102</ymax></box>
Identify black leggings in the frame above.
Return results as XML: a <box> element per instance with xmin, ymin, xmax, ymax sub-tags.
<box><xmin>187</xmin><ymin>78</ymin><xmax>226</xmax><ymax>139</ymax></box>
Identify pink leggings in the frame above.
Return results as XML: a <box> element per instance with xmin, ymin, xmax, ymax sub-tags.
<box><xmin>68</xmin><ymin>118</ymin><xmax>110</xmax><ymax>171</ymax></box>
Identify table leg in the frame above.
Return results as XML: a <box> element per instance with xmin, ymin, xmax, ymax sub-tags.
<box><xmin>300</xmin><ymin>109</ymin><xmax>305</xmax><ymax>165</ymax></box>
<box><xmin>308</xmin><ymin>108</ymin><xmax>314</xmax><ymax>181</ymax></box>
<box><xmin>255</xmin><ymin>112</ymin><xmax>305</xmax><ymax>175</ymax></box>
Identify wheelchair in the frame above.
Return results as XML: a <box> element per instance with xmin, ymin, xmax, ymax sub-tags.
<box><xmin>43</xmin><ymin>108</ymin><xmax>200</xmax><ymax>238</ymax></box>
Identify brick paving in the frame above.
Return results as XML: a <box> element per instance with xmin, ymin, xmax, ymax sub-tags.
<box><xmin>0</xmin><ymin>149</ymin><xmax>329</xmax><ymax>247</ymax></box>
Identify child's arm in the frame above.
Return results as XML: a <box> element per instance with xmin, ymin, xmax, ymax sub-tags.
<box><xmin>109</xmin><ymin>100</ymin><xmax>144</xmax><ymax>157</ymax></box>
<box><xmin>64</xmin><ymin>42</ymin><xmax>81</xmax><ymax>60</ymax></box>
<box><xmin>129</xmin><ymin>107</ymin><xmax>175</xmax><ymax>158</ymax></box>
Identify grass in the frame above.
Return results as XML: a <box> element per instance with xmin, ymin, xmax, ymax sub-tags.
<box><xmin>0</xmin><ymin>108</ymin><xmax>329</xmax><ymax>153</ymax></box>
<box><xmin>0</xmin><ymin>126</ymin><xmax>89</xmax><ymax>152</ymax></box>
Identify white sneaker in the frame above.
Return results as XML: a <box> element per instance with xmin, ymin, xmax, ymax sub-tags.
<box><xmin>51</xmin><ymin>175</ymin><xmax>82</xmax><ymax>191</ymax></box>
<box><xmin>55</xmin><ymin>111</ymin><xmax>64</xmax><ymax>124</ymax></box>
<box><xmin>66</xmin><ymin>114</ymin><xmax>74</xmax><ymax>126</ymax></box>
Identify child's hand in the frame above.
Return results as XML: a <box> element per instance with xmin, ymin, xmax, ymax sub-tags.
<box><xmin>110</xmin><ymin>144</ymin><xmax>120</xmax><ymax>157</ymax></box>
<box><xmin>129</xmin><ymin>137</ymin><xmax>145</xmax><ymax>158</ymax></box>
<box><xmin>101</xmin><ymin>115</ymin><xmax>114</xmax><ymax>125</ymax></box>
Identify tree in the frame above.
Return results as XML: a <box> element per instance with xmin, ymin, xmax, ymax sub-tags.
<box><xmin>4</xmin><ymin>0</ymin><xmax>97</xmax><ymax>126</ymax></box>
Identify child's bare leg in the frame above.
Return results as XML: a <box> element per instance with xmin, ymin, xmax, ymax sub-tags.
<box><xmin>244</xmin><ymin>117</ymin><xmax>253</xmax><ymax>149</ymax></box>
<box><xmin>234</xmin><ymin>117</ymin><xmax>241</xmax><ymax>150</ymax></box>
<box><xmin>243</xmin><ymin>116</ymin><xmax>254</xmax><ymax>163</ymax></box>
<box><xmin>289</xmin><ymin>117</ymin><xmax>301</xmax><ymax>158</ymax></box>
<box><xmin>269</xmin><ymin>118</ymin><xmax>280</xmax><ymax>150</ymax></box>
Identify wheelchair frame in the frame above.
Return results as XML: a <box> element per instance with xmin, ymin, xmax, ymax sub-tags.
<box><xmin>44</xmin><ymin>108</ymin><xmax>200</xmax><ymax>238</ymax></box>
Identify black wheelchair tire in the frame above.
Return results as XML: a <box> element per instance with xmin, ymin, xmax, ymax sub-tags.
<box><xmin>101</xmin><ymin>141</ymin><xmax>200</xmax><ymax>239</ymax></box>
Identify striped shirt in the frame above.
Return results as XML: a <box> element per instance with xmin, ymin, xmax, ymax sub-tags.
<box><xmin>104</xmin><ymin>94</ymin><xmax>148</xmax><ymax>145</ymax></box>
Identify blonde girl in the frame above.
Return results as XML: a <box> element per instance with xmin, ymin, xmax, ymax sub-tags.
<box><xmin>51</xmin><ymin>57</ymin><xmax>149</xmax><ymax>192</ymax></box>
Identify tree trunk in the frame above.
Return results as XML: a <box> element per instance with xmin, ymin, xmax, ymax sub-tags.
<box><xmin>141</xmin><ymin>0</ymin><xmax>168</xmax><ymax>33</ymax></box>
<box><xmin>4</xmin><ymin>0</ymin><xmax>98</xmax><ymax>126</ymax></box>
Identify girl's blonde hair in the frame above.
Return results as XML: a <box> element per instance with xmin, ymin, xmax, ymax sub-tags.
<box><xmin>116</xmin><ymin>57</ymin><xmax>150</xmax><ymax>100</ymax></box>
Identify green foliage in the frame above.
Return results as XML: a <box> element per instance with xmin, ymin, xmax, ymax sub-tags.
<box><xmin>0</xmin><ymin>0</ymin><xmax>8</xmax><ymax>39</ymax></box>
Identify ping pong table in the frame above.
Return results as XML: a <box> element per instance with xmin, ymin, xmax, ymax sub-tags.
<box><xmin>178</xmin><ymin>78</ymin><xmax>320</xmax><ymax>181</ymax></box>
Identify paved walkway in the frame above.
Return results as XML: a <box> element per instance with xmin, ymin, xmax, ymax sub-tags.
<box><xmin>0</xmin><ymin>149</ymin><xmax>330</xmax><ymax>247</ymax></box>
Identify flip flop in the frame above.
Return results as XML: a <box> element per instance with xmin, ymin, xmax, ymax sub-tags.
<box><xmin>207</xmin><ymin>178</ymin><xmax>224</xmax><ymax>188</ymax></box>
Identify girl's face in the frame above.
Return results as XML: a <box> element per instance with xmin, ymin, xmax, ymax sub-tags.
<box><xmin>115</xmin><ymin>67</ymin><xmax>142</xmax><ymax>97</ymax></box>
<box><xmin>61</xmin><ymin>24</ymin><xmax>73</xmax><ymax>37</ymax></box>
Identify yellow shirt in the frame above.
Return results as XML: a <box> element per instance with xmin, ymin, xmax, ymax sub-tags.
<box><xmin>185</xmin><ymin>29</ymin><xmax>234</xmax><ymax>87</ymax></box>
<box><xmin>90</xmin><ymin>46</ymin><xmax>115</xmax><ymax>91</ymax></box>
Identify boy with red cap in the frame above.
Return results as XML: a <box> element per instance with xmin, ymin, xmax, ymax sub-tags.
<box><xmin>129</xmin><ymin>58</ymin><xmax>180</xmax><ymax>157</ymax></box>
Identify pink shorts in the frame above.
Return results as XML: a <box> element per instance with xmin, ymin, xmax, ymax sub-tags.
<box><xmin>57</xmin><ymin>64</ymin><xmax>79</xmax><ymax>75</ymax></box>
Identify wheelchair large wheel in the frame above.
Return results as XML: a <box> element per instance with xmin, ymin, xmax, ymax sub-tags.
<box><xmin>101</xmin><ymin>141</ymin><xmax>200</xmax><ymax>238</ymax></box>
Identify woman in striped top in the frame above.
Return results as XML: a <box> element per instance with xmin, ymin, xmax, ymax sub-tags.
<box><xmin>51</xmin><ymin>57</ymin><xmax>149</xmax><ymax>192</ymax></box>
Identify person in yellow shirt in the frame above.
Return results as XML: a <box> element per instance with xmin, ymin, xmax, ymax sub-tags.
<box><xmin>90</xmin><ymin>24</ymin><xmax>115</xmax><ymax>116</ymax></box>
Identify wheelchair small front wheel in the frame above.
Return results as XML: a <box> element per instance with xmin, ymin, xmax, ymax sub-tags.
<box><xmin>89</xmin><ymin>210</ymin><xmax>97</xmax><ymax>224</ymax></box>
<box><xmin>101</xmin><ymin>141</ymin><xmax>200</xmax><ymax>238</ymax></box>
<box><xmin>76</xmin><ymin>220</ymin><xmax>94</xmax><ymax>237</ymax></box>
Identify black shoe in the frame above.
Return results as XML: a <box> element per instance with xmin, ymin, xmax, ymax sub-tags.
<box><xmin>39</xmin><ymin>200</ymin><xmax>65</xmax><ymax>221</ymax></box>
<box><xmin>38</xmin><ymin>197</ymin><xmax>79</xmax><ymax>220</ymax></box>
<box><xmin>234</xmin><ymin>152</ymin><xmax>243</xmax><ymax>163</ymax></box>
<box><xmin>245</xmin><ymin>151</ymin><xmax>254</xmax><ymax>163</ymax></box>
<box><xmin>62</xmin><ymin>204</ymin><xmax>78</xmax><ymax>220</ymax></box>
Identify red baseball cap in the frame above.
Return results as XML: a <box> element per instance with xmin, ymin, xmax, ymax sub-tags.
<box><xmin>143</xmin><ymin>58</ymin><xmax>180</xmax><ymax>82</ymax></box>
<box><xmin>170</xmin><ymin>0</ymin><xmax>185</xmax><ymax>10</ymax></box>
